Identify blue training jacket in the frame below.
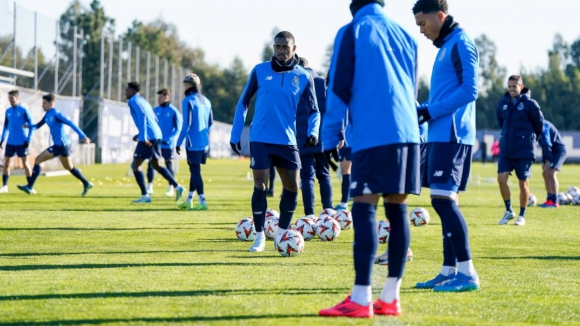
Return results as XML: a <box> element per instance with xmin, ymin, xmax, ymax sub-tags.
<box><xmin>1</xmin><ymin>104</ymin><xmax>34</xmax><ymax>145</ymax></box>
<box><xmin>153</xmin><ymin>102</ymin><xmax>182</xmax><ymax>149</ymax></box>
<box><xmin>427</xmin><ymin>27</ymin><xmax>479</xmax><ymax>145</ymax></box>
<box><xmin>33</xmin><ymin>108</ymin><xmax>86</xmax><ymax>147</ymax></box>
<box><xmin>539</xmin><ymin>120</ymin><xmax>566</xmax><ymax>161</ymax></box>
<box><xmin>230</xmin><ymin>56</ymin><xmax>320</xmax><ymax>146</ymax></box>
<box><xmin>296</xmin><ymin>68</ymin><xmax>327</xmax><ymax>155</ymax></box>
<box><xmin>128</xmin><ymin>94</ymin><xmax>162</xmax><ymax>142</ymax></box>
<box><xmin>177</xmin><ymin>91</ymin><xmax>213</xmax><ymax>151</ymax></box>
<box><xmin>323</xmin><ymin>3</ymin><xmax>420</xmax><ymax>153</ymax></box>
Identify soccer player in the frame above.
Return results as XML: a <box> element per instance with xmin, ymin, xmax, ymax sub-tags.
<box><xmin>230</xmin><ymin>31</ymin><xmax>320</xmax><ymax>253</ymax></box>
<box><xmin>334</xmin><ymin>135</ymin><xmax>350</xmax><ymax>211</ymax></box>
<box><xmin>496</xmin><ymin>75</ymin><xmax>543</xmax><ymax>224</ymax></box>
<box><xmin>146</xmin><ymin>88</ymin><xmax>182</xmax><ymax>196</ymax></box>
<box><xmin>125</xmin><ymin>82</ymin><xmax>185</xmax><ymax>204</ymax></box>
<box><xmin>17</xmin><ymin>93</ymin><xmax>92</xmax><ymax>196</ymax></box>
<box><xmin>176</xmin><ymin>73</ymin><xmax>213</xmax><ymax>211</ymax></box>
<box><xmin>0</xmin><ymin>90</ymin><xmax>33</xmax><ymax>193</ymax></box>
<box><xmin>413</xmin><ymin>0</ymin><xmax>480</xmax><ymax>291</ymax></box>
<box><xmin>296</xmin><ymin>57</ymin><xmax>334</xmax><ymax>219</ymax></box>
<box><xmin>538</xmin><ymin>120</ymin><xmax>567</xmax><ymax>208</ymax></box>
<box><xmin>319</xmin><ymin>0</ymin><xmax>420</xmax><ymax>318</ymax></box>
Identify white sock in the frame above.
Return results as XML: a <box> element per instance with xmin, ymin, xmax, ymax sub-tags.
<box><xmin>379</xmin><ymin>277</ymin><xmax>402</xmax><ymax>303</ymax></box>
<box><xmin>167</xmin><ymin>185</ymin><xmax>174</xmax><ymax>191</ymax></box>
<box><xmin>199</xmin><ymin>194</ymin><xmax>206</xmax><ymax>205</ymax></box>
<box><xmin>457</xmin><ymin>260</ymin><xmax>476</xmax><ymax>276</ymax></box>
<box><xmin>186</xmin><ymin>191</ymin><xmax>195</xmax><ymax>203</ymax></box>
<box><xmin>351</xmin><ymin>285</ymin><xmax>372</xmax><ymax>306</ymax></box>
<box><xmin>147</xmin><ymin>182</ymin><xmax>153</xmax><ymax>188</ymax></box>
<box><xmin>440</xmin><ymin>265</ymin><xmax>457</xmax><ymax>276</ymax></box>
<box><xmin>341</xmin><ymin>202</ymin><xmax>348</xmax><ymax>207</ymax></box>
<box><xmin>142</xmin><ymin>194</ymin><xmax>150</xmax><ymax>198</ymax></box>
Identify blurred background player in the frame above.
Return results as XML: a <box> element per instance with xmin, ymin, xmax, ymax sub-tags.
<box><xmin>125</xmin><ymin>82</ymin><xmax>185</xmax><ymax>204</ymax></box>
<box><xmin>0</xmin><ymin>90</ymin><xmax>34</xmax><ymax>193</ymax></box>
<box><xmin>538</xmin><ymin>120</ymin><xmax>567</xmax><ymax>208</ymax></box>
<box><xmin>146</xmin><ymin>88</ymin><xmax>182</xmax><ymax>197</ymax></box>
<box><xmin>230</xmin><ymin>31</ymin><xmax>320</xmax><ymax>253</ymax></box>
<box><xmin>17</xmin><ymin>93</ymin><xmax>92</xmax><ymax>196</ymax></box>
<box><xmin>296</xmin><ymin>57</ymin><xmax>334</xmax><ymax>219</ymax></box>
<box><xmin>319</xmin><ymin>0</ymin><xmax>420</xmax><ymax>318</ymax></box>
<box><xmin>266</xmin><ymin>166</ymin><xmax>276</xmax><ymax>197</ymax></box>
<box><xmin>413</xmin><ymin>0</ymin><xmax>480</xmax><ymax>292</ymax></box>
<box><xmin>176</xmin><ymin>73</ymin><xmax>213</xmax><ymax>211</ymax></box>
<box><xmin>496</xmin><ymin>75</ymin><xmax>544</xmax><ymax>225</ymax></box>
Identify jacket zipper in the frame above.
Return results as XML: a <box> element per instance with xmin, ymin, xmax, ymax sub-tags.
<box><xmin>280</xmin><ymin>73</ymin><xmax>285</xmax><ymax>87</ymax></box>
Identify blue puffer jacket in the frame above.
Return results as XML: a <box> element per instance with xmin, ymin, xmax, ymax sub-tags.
<box><xmin>497</xmin><ymin>88</ymin><xmax>544</xmax><ymax>159</ymax></box>
<box><xmin>296</xmin><ymin>68</ymin><xmax>326</xmax><ymax>155</ymax></box>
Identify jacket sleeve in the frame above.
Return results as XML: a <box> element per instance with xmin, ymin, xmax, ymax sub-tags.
<box><xmin>176</xmin><ymin>101</ymin><xmax>191</xmax><ymax>147</ymax></box>
<box><xmin>332</xmin><ymin>23</ymin><xmax>355</xmax><ymax>106</ymax></box>
<box><xmin>428</xmin><ymin>40</ymin><xmax>479</xmax><ymax>119</ymax></box>
<box><xmin>230</xmin><ymin>67</ymin><xmax>258</xmax><ymax>144</ymax></box>
<box><xmin>170</xmin><ymin>107</ymin><xmax>182</xmax><ymax>141</ymax></box>
<box><xmin>302</xmin><ymin>75</ymin><xmax>320</xmax><ymax>138</ymax></box>
<box><xmin>208</xmin><ymin>104</ymin><xmax>214</xmax><ymax>131</ymax></box>
<box><xmin>24</xmin><ymin>108</ymin><xmax>34</xmax><ymax>141</ymax></box>
<box><xmin>55</xmin><ymin>111</ymin><xmax>87</xmax><ymax>140</ymax></box>
<box><xmin>129</xmin><ymin>100</ymin><xmax>146</xmax><ymax>141</ymax></box>
<box><xmin>0</xmin><ymin>112</ymin><xmax>8</xmax><ymax>143</ymax></box>
<box><xmin>538</xmin><ymin>123</ymin><xmax>552</xmax><ymax>161</ymax></box>
<box><xmin>528</xmin><ymin>100</ymin><xmax>544</xmax><ymax>139</ymax></box>
<box><xmin>33</xmin><ymin>115</ymin><xmax>46</xmax><ymax>130</ymax></box>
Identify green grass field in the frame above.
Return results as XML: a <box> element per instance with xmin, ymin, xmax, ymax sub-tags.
<box><xmin>1</xmin><ymin>159</ymin><xmax>579</xmax><ymax>325</ymax></box>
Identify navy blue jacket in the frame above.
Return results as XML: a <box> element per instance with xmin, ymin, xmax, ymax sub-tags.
<box><xmin>297</xmin><ymin>68</ymin><xmax>326</xmax><ymax>155</ymax></box>
<box><xmin>539</xmin><ymin>120</ymin><xmax>566</xmax><ymax>161</ymax></box>
<box><xmin>497</xmin><ymin>88</ymin><xmax>544</xmax><ymax>159</ymax></box>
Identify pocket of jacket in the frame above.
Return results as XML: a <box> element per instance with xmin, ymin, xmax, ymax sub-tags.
<box><xmin>515</xmin><ymin>133</ymin><xmax>533</xmax><ymax>148</ymax></box>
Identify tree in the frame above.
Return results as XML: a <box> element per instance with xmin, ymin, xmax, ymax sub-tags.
<box><xmin>261</xmin><ymin>27</ymin><xmax>280</xmax><ymax>62</ymax></box>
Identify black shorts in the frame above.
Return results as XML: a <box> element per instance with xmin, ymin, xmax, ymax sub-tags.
<box><xmin>338</xmin><ymin>146</ymin><xmax>352</xmax><ymax>162</ymax></box>
<box><xmin>4</xmin><ymin>144</ymin><xmax>28</xmax><ymax>157</ymax></box>
<box><xmin>161</xmin><ymin>148</ymin><xmax>175</xmax><ymax>161</ymax></box>
<box><xmin>498</xmin><ymin>156</ymin><xmax>533</xmax><ymax>180</ymax></box>
<box><xmin>421</xmin><ymin>142</ymin><xmax>472</xmax><ymax>194</ymax></box>
<box><xmin>543</xmin><ymin>150</ymin><xmax>567</xmax><ymax>171</ymax></box>
<box><xmin>351</xmin><ymin>143</ymin><xmax>420</xmax><ymax>197</ymax></box>
<box><xmin>134</xmin><ymin>140</ymin><xmax>162</xmax><ymax>160</ymax></box>
<box><xmin>48</xmin><ymin>145</ymin><xmax>71</xmax><ymax>158</ymax></box>
<box><xmin>249</xmin><ymin>142</ymin><xmax>301</xmax><ymax>170</ymax></box>
<box><xmin>187</xmin><ymin>150</ymin><xmax>208</xmax><ymax>165</ymax></box>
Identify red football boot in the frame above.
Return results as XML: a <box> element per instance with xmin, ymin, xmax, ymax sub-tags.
<box><xmin>373</xmin><ymin>298</ymin><xmax>401</xmax><ymax>316</ymax></box>
<box><xmin>319</xmin><ymin>296</ymin><xmax>373</xmax><ymax>318</ymax></box>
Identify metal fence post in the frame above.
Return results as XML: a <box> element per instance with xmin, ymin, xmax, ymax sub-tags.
<box><xmin>79</xmin><ymin>30</ymin><xmax>83</xmax><ymax>97</ymax></box>
<box><xmin>155</xmin><ymin>56</ymin><xmax>159</xmax><ymax>94</ymax></box>
<box><xmin>34</xmin><ymin>11</ymin><xmax>38</xmax><ymax>90</ymax></box>
<box><xmin>146</xmin><ymin>51</ymin><xmax>150</xmax><ymax>101</ymax></box>
<box><xmin>118</xmin><ymin>37</ymin><xmax>123</xmax><ymax>101</ymax></box>
<box><xmin>54</xmin><ymin>20</ymin><xmax>59</xmax><ymax>94</ymax></box>
<box><xmin>72</xmin><ymin>25</ymin><xmax>77</xmax><ymax>97</ymax></box>
<box><xmin>12</xmin><ymin>1</ymin><xmax>16</xmax><ymax>77</ymax></box>
<box><xmin>163</xmin><ymin>59</ymin><xmax>168</xmax><ymax>87</ymax></box>
<box><xmin>135</xmin><ymin>46</ymin><xmax>140</xmax><ymax>83</ymax></box>
<box><xmin>99</xmin><ymin>30</ymin><xmax>104</xmax><ymax>99</ymax></box>
<box><xmin>127</xmin><ymin>42</ymin><xmax>131</xmax><ymax>82</ymax></box>
<box><xmin>107</xmin><ymin>34</ymin><xmax>113</xmax><ymax>99</ymax></box>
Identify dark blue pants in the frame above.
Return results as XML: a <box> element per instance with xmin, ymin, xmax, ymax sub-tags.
<box><xmin>299</xmin><ymin>153</ymin><xmax>332</xmax><ymax>216</ymax></box>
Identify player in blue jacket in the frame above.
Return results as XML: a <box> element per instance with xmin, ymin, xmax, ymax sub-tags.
<box><xmin>146</xmin><ymin>88</ymin><xmax>182</xmax><ymax>197</ymax></box>
<box><xmin>538</xmin><ymin>120</ymin><xmax>567</xmax><ymax>207</ymax></box>
<box><xmin>412</xmin><ymin>0</ymin><xmax>480</xmax><ymax>292</ymax></box>
<box><xmin>17</xmin><ymin>93</ymin><xmax>92</xmax><ymax>196</ymax></box>
<box><xmin>0</xmin><ymin>90</ymin><xmax>34</xmax><ymax>193</ymax></box>
<box><xmin>319</xmin><ymin>0</ymin><xmax>420</xmax><ymax>318</ymax></box>
<box><xmin>230</xmin><ymin>31</ymin><xmax>320</xmax><ymax>253</ymax></box>
<box><xmin>126</xmin><ymin>82</ymin><xmax>185</xmax><ymax>204</ymax></box>
<box><xmin>176</xmin><ymin>74</ymin><xmax>213</xmax><ymax>211</ymax></box>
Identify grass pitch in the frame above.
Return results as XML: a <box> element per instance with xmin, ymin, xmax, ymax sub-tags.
<box><xmin>0</xmin><ymin>159</ymin><xmax>579</xmax><ymax>325</ymax></box>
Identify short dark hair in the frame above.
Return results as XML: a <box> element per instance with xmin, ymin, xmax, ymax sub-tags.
<box><xmin>299</xmin><ymin>57</ymin><xmax>309</xmax><ymax>68</ymax></box>
<box><xmin>42</xmin><ymin>93</ymin><xmax>55</xmax><ymax>102</ymax></box>
<box><xmin>156</xmin><ymin>88</ymin><xmax>170</xmax><ymax>96</ymax></box>
<box><xmin>8</xmin><ymin>90</ymin><xmax>19</xmax><ymax>96</ymax></box>
<box><xmin>127</xmin><ymin>81</ymin><xmax>141</xmax><ymax>92</ymax></box>
<box><xmin>274</xmin><ymin>31</ymin><xmax>295</xmax><ymax>44</ymax></box>
<box><xmin>412</xmin><ymin>0</ymin><xmax>448</xmax><ymax>15</ymax></box>
<box><xmin>508</xmin><ymin>75</ymin><xmax>523</xmax><ymax>84</ymax></box>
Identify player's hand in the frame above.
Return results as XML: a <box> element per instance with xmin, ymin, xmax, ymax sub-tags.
<box><xmin>81</xmin><ymin>137</ymin><xmax>91</xmax><ymax>144</ymax></box>
<box><xmin>176</xmin><ymin>146</ymin><xmax>181</xmax><ymax>155</ymax></box>
<box><xmin>132</xmin><ymin>135</ymin><xmax>138</xmax><ymax>142</ymax></box>
<box><xmin>338</xmin><ymin>140</ymin><xmax>345</xmax><ymax>150</ymax></box>
<box><xmin>305</xmin><ymin>135</ymin><xmax>318</xmax><ymax>147</ymax></box>
<box><xmin>230</xmin><ymin>142</ymin><xmax>241</xmax><ymax>155</ymax></box>
<box><xmin>417</xmin><ymin>108</ymin><xmax>431</xmax><ymax>125</ymax></box>
<box><xmin>145</xmin><ymin>140</ymin><xmax>152</xmax><ymax>147</ymax></box>
<box><xmin>22</xmin><ymin>141</ymin><xmax>29</xmax><ymax>149</ymax></box>
<box><xmin>324</xmin><ymin>149</ymin><xmax>339</xmax><ymax>171</ymax></box>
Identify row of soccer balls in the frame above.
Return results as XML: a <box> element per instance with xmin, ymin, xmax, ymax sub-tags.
<box><xmin>234</xmin><ymin>207</ymin><xmax>431</xmax><ymax>257</ymax></box>
<box><xmin>528</xmin><ymin>186</ymin><xmax>580</xmax><ymax>206</ymax></box>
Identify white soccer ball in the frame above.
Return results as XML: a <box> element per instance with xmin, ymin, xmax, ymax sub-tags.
<box><xmin>274</xmin><ymin>229</ymin><xmax>304</xmax><ymax>257</ymax></box>
<box><xmin>333</xmin><ymin>210</ymin><xmax>353</xmax><ymax>230</ymax></box>
<box><xmin>528</xmin><ymin>194</ymin><xmax>537</xmax><ymax>207</ymax></box>
<box><xmin>319</xmin><ymin>208</ymin><xmax>337</xmax><ymax>221</ymax></box>
<box><xmin>316</xmin><ymin>216</ymin><xmax>341</xmax><ymax>241</ymax></box>
<box><xmin>567</xmin><ymin>186</ymin><xmax>580</xmax><ymax>197</ymax></box>
<box><xmin>410</xmin><ymin>207</ymin><xmax>430</xmax><ymax>227</ymax></box>
<box><xmin>572</xmin><ymin>194</ymin><xmax>580</xmax><ymax>205</ymax></box>
<box><xmin>293</xmin><ymin>217</ymin><xmax>317</xmax><ymax>241</ymax></box>
<box><xmin>558</xmin><ymin>192</ymin><xmax>572</xmax><ymax>205</ymax></box>
<box><xmin>266</xmin><ymin>209</ymin><xmax>280</xmax><ymax>218</ymax></box>
<box><xmin>235</xmin><ymin>217</ymin><xmax>255</xmax><ymax>241</ymax></box>
<box><xmin>377</xmin><ymin>220</ymin><xmax>391</xmax><ymax>244</ymax></box>
<box><xmin>264</xmin><ymin>217</ymin><xmax>279</xmax><ymax>239</ymax></box>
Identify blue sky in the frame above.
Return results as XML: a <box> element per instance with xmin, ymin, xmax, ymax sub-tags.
<box><xmin>9</xmin><ymin>0</ymin><xmax>580</xmax><ymax>82</ymax></box>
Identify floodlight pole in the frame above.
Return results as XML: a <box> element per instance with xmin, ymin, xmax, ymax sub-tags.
<box><xmin>78</xmin><ymin>30</ymin><xmax>83</xmax><ymax>97</ymax></box>
<box><xmin>34</xmin><ymin>12</ymin><xmax>38</xmax><ymax>90</ymax></box>
<box><xmin>118</xmin><ymin>37</ymin><xmax>123</xmax><ymax>101</ymax></box>
<box><xmin>107</xmin><ymin>34</ymin><xmax>113</xmax><ymax>99</ymax></box>
<box><xmin>54</xmin><ymin>20</ymin><xmax>60</xmax><ymax>95</ymax></box>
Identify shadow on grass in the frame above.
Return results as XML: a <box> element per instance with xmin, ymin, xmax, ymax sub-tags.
<box><xmin>0</xmin><ymin>249</ymin><xmax>247</xmax><ymax>257</ymax></box>
<box><xmin>482</xmin><ymin>256</ymin><xmax>580</xmax><ymax>260</ymax></box>
<box><xmin>0</xmin><ymin>314</ymin><xmax>316</xmax><ymax>325</ymax></box>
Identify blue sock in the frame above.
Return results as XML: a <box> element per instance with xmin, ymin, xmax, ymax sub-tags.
<box><xmin>26</xmin><ymin>176</ymin><xmax>31</xmax><ymax>185</ymax></box>
<box><xmin>69</xmin><ymin>167</ymin><xmax>89</xmax><ymax>186</ymax></box>
<box><xmin>146</xmin><ymin>162</ymin><xmax>155</xmax><ymax>183</ymax></box>
<box><xmin>550</xmin><ymin>193</ymin><xmax>557</xmax><ymax>202</ymax></box>
<box><xmin>278</xmin><ymin>189</ymin><xmax>298</xmax><ymax>230</ymax></box>
<box><xmin>156</xmin><ymin>166</ymin><xmax>178</xmax><ymax>187</ymax></box>
<box><xmin>133</xmin><ymin>170</ymin><xmax>147</xmax><ymax>195</ymax></box>
<box><xmin>301</xmin><ymin>178</ymin><xmax>315</xmax><ymax>216</ymax></box>
<box><xmin>189</xmin><ymin>164</ymin><xmax>204</xmax><ymax>195</ymax></box>
<box><xmin>2</xmin><ymin>174</ymin><xmax>8</xmax><ymax>186</ymax></box>
<box><xmin>385</xmin><ymin>203</ymin><xmax>410</xmax><ymax>279</ymax></box>
<box><xmin>519</xmin><ymin>206</ymin><xmax>526</xmax><ymax>217</ymax></box>
<box><xmin>341</xmin><ymin>174</ymin><xmax>351</xmax><ymax>203</ymax></box>
<box><xmin>28</xmin><ymin>164</ymin><xmax>41</xmax><ymax>188</ymax></box>
<box><xmin>352</xmin><ymin>202</ymin><xmax>377</xmax><ymax>285</ymax></box>
<box><xmin>251</xmin><ymin>187</ymin><xmax>267</xmax><ymax>232</ymax></box>
<box><xmin>432</xmin><ymin>198</ymin><xmax>472</xmax><ymax>262</ymax></box>
<box><xmin>441</xmin><ymin>221</ymin><xmax>457</xmax><ymax>267</ymax></box>
<box><xmin>504</xmin><ymin>199</ymin><xmax>512</xmax><ymax>212</ymax></box>
<box><xmin>317</xmin><ymin>170</ymin><xmax>332</xmax><ymax>209</ymax></box>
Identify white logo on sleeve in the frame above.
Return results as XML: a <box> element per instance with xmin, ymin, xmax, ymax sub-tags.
<box><xmin>433</xmin><ymin>171</ymin><xmax>444</xmax><ymax>177</ymax></box>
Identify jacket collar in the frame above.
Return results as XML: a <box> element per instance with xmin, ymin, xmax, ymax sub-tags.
<box><xmin>160</xmin><ymin>101</ymin><xmax>170</xmax><ymax>107</ymax></box>
<box><xmin>185</xmin><ymin>87</ymin><xmax>199</xmax><ymax>96</ymax></box>
<box><xmin>503</xmin><ymin>88</ymin><xmax>531</xmax><ymax>103</ymax></box>
<box><xmin>270</xmin><ymin>54</ymin><xmax>299</xmax><ymax>73</ymax></box>
<box><xmin>433</xmin><ymin>16</ymin><xmax>460</xmax><ymax>48</ymax></box>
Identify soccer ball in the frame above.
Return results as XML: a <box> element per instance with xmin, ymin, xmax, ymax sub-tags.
<box><xmin>377</xmin><ymin>220</ymin><xmax>391</xmax><ymax>244</ymax></box>
<box><xmin>333</xmin><ymin>210</ymin><xmax>353</xmax><ymax>230</ymax></box>
<box><xmin>571</xmin><ymin>194</ymin><xmax>580</xmax><ymax>205</ymax></box>
<box><xmin>319</xmin><ymin>208</ymin><xmax>337</xmax><ymax>221</ymax></box>
<box><xmin>528</xmin><ymin>194</ymin><xmax>537</xmax><ymax>206</ymax></box>
<box><xmin>558</xmin><ymin>192</ymin><xmax>572</xmax><ymax>205</ymax></box>
<box><xmin>264</xmin><ymin>217</ymin><xmax>279</xmax><ymax>239</ymax></box>
<box><xmin>235</xmin><ymin>217</ymin><xmax>255</xmax><ymax>241</ymax></box>
<box><xmin>567</xmin><ymin>186</ymin><xmax>580</xmax><ymax>197</ymax></box>
<box><xmin>293</xmin><ymin>217</ymin><xmax>317</xmax><ymax>241</ymax></box>
<box><xmin>316</xmin><ymin>216</ymin><xmax>341</xmax><ymax>241</ymax></box>
<box><xmin>410</xmin><ymin>208</ymin><xmax>430</xmax><ymax>226</ymax></box>
<box><xmin>266</xmin><ymin>209</ymin><xmax>280</xmax><ymax>218</ymax></box>
<box><xmin>274</xmin><ymin>229</ymin><xmax>304</xmax><ymax>257</ymax></box>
